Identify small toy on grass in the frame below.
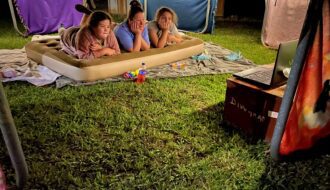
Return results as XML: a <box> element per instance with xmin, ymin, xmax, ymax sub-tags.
<box><xmin>192</xmin><ymin>53</ymin><xmax>210</xmax><ymax>62</ymax></box>
<box><xmin>136</xmin><ymin>63</ymin><xmax>147</xmax><ymax>84</ymax></box>
<box><xmin>224</xmin><ymin>51</ymin><xmax>242</xmax><ymax>61</ymax></box>
<box><xmin>123</xmin><ymin>62</ymin><xmax>147</xmax><ymax>84</ymax></box>
<box><xmin>192</xmin><ymin>50</ymin><xmax>211</xmax><ymax>67</ymax></box>
<box><xmin>170</xmin><ymin>62</ymin><xmax>187</xmax><ymax>70</ymax></box>
<box><xmin>123</xmin><ymin>70</ymin><xmax>138</xmax><ymax>79</ymax></box>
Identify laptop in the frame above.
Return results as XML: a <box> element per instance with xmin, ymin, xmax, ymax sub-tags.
<box><xmin>233</xmin><ymin>40</ymin><xmax>298</xmax><ymax>88</ymax></box>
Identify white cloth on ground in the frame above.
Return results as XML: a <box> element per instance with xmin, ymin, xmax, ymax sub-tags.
<box><xmin>0</xmin><ymin>48</ymin><xmax>60</xmax><ymax>86</ymax></box>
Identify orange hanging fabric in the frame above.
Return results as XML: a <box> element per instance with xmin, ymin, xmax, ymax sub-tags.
<box><xmin>280</xmin><ymin>0</ymin><xmax>330</xmax><ymax>155</ymax></box>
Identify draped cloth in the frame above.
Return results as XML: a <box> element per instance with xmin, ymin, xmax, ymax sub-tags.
<box><xmin>15</xmin><ymin>0</ymin><xmax>83</xmax><ymax>34</ymax></box>
<box><xmin>280</xmin><ymin>0</ymin><xmax>330</xmax><ymax>155</ymax></box>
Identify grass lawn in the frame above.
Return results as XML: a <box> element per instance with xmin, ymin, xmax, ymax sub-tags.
<box><xmin>0</xmin><ymin>19</ymin><xmax>329</xmax><ymax>189</ymax></box>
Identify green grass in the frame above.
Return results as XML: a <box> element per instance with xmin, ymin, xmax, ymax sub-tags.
<box><xmin>188</xmin><ymin>23</ymin><xmax>276</xmax><ymax>65</ymax></box>
<box><xmin>0</xmin><ymin>19</ymin><xmax>329</xmax><ymax>189</ymax></box>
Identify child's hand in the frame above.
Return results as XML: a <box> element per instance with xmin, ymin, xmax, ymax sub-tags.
<box><xmin>167</xmin><ymin>34</ymin><xmax>175</xmax><ymax>42</ymax></box>
<box><xmin>90</xmin><ymin>42</ymin><xmax>102</xmax><ymax>51</ymax></box>
<box><xmin>138</xmin><ymin>23</ymin><xmax>145</xmax><ymax>33</ymax></box>
<box><xmin>104</xmin><ymin>48</ymin><xmax>116</xmax><ymax>56</ymax></box>
<box><xmin>95</xmin><ymin>48</ymin><xmax>117</xmax><ymax>57</ymax></box>
<box><xmin>130</xmin><ymin>21</ymin><xmax>142</xmax><ymax>35</ymax></box>
<box><xmin>159</xmin><ymin>21</ymin><xmax>170</xmax><ymax>31</ymax></box>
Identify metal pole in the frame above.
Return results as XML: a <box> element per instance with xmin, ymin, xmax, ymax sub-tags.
<box><xmin>270</xmin><ymin>0</ymin><xmax>323</xmax><ymax>160</ymax></box>
<box><xmin>7</xmin><ymin>0</ymin><xmax>28</xmax><ymax>37</ymax></box>
<box><xmin>0</xmin><ymin>82</ymin><xmax>28</xmax><ymax>189</ymax></box>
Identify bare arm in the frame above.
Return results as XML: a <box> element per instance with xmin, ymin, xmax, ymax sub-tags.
<box><xmin>92</xmin><ymin>45</ymin><xmax>117</xmax><ymax>57</ymax></box>
<box><xmin>129</xmin><ymin>21</ymin><xmax>150</xmax><ymax>52</ymax></box>
<box><xmin>131</xmin><ymin>33</ymin><xmax>142</xmax><ymax>52</ymax></box>
<box><xmin>168</xmin><ymin>34</ymin><xmax>183</xmax><ymax>44</ymax></box>
<box><xmin>167</xmin><ymin>24</ymin><xmax>183</xmax><ymax>44</ymax></box>
<box><xmin>139</xmin><ymin>24</ymin><xmax>150</xmax><ymax>51</ymax></box>
<box><xmin>150</xmin><ymin>21</ymin><xmax>177</xmax><ymax>48</ymax></box>
<box><xmin>149</xmin><ymin>28</ymin><xmax>169</xmax><ymax>48</ymax></box>
<box><xmin>140</xmin><ymin>36</ymin><xmax>150</xmax><ymax>51</ymax></box>
<box><xmin>127</xmin><ymin>21</ymin><xmax>142</xmax><ymax>52</ymax></box>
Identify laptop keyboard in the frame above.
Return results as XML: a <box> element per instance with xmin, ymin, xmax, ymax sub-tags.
<box><xmin>244</xmin><ymin>69</ymin><xmax>273</xmax><ymax>83</ymax></box>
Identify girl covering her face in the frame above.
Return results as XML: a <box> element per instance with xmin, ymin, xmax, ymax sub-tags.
<box><xmin>148</xmin><ymin>7</ymin><xmax>183</xmax><ymax>48</ymax></box>
<box><xmin>114</xmin><ymin>0</ymin><xmax>150</xmax><ymax>52</ymax></box>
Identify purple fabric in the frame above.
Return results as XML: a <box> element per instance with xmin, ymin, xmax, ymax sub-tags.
<box><xmin>15</xmin><ymin>0</ymin><xmax>83</xmax><ymax>35</ymax></box>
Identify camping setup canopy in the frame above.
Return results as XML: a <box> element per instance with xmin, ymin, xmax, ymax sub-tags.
<box><xmin>139</xmin><ymin>0</ymin><xmax>218</xmax><ymax>33</ymax></box>
<box><xmin>261</xmin><ymin>0</ymin><xmax>310</xmax><ymax>49</ymax></box>
<box><xmin>8</xmin><ymin>0</ymin><xmax>83</xmax><ymax>36</ymax></box>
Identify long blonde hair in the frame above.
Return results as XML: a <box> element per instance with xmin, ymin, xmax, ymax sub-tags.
<box><xmin>154</xmin><ymin>7</ymin><xmax>178</xmax><ymax>26</ymax></box>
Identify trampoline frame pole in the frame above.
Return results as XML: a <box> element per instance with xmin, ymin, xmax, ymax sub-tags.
<box><xmin>8</xmin><ymin>0</ymin><xmax>28</xmax><ymax>37</ymax></box>
<box><xmin>0</xmin><ymin>82</ymin><xmax>28</xmax><ymax>189</ymax></box>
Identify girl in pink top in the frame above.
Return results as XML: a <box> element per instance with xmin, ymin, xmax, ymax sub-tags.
<box><xmin>60</xmin><ymin>11</ymin><xmax>120</xmax><ymax>59</ymax></box>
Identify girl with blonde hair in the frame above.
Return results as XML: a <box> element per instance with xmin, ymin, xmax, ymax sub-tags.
<box><xmin>148</xmin><ymin>7</ymin><xmax>183</xmax><ymax>48</ymax></box>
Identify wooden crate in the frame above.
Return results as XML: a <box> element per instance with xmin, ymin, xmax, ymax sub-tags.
<box><xmin>223</xmin><ymin>77</ymin><xmax>286</xmax><ymax>142</ymax></box>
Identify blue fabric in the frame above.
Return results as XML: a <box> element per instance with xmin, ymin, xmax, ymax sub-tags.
<box><xmin>139</xmin><ymin>0</ymin><xmax>218</xmax><ymax>33</ymax></box>
<box><xmin>114</xmin><ymin>22</ymin><xmax>150</xmax><ymax>51</ymax></box>
<box><xmin>15</xmin><ymin>0</ymin><xmax>83</xmax><ymax>35</ymax></box>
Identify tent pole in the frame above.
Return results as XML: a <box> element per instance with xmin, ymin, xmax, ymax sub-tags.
<box><xmin>7</xmin><ymin>0</ymin><xmax>28</xmax><ymax>37</ymax></box>
<box><xmin>270</xmin><ymin>34</ymin><xmax>310</xmax><ymax>160</ymax></box>
<box><xmin>199</xmin><ymin>0</ymin><xmax>212</xmax><ymax>33</ymax></box>
<box><xmin>0</xmin><ymin>82</ymin><xmax>28</xmax><ymax>189</ymax></box>
<box><xmin>270</xmin><ymin>0</ymin><xmax>323</xmax><ymax>160</ymax></box>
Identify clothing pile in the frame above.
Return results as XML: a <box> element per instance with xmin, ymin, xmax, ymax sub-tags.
<box><xmin>0</xmin><ymin>48</ymin><xmax>60</xmax><ymax>86</ymax></box>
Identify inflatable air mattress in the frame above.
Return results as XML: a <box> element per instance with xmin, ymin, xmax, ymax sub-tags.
<box><xmin>25</xmin><ymin>36</ymin><xmax>204</xmax><ymax>81</ymax></box>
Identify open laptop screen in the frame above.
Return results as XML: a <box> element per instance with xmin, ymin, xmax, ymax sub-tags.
<box><xmin>271</xmin><ymin>40</ymin><xmax>298</xmax><ymax>87</ymax></box>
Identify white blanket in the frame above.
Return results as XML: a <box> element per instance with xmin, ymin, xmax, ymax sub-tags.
<box><xmin>0</xmin><ymin>48</ymin><xmax>60</xmax><ymax>86</ymax></box>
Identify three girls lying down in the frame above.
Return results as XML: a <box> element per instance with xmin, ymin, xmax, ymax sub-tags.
<box><xmin>60</xmin><ymin>0</ymin><xmax>183</xmax><ymax>60</ymax></box>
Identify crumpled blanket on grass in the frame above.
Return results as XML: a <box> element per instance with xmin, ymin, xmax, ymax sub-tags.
<box><xmin>0</xmin><ymin>35</ymin><xmax>256</xmax><ymax>87</ymax></box>
<box><xmin>0</xmin><ymin>49</ymin><xmax>60</xmax><ymax>86</ymax></box>
<box><xmin>56</xmin><ymin>42</ymin><xmax>256</xmax><ymax>88</ymax></box>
